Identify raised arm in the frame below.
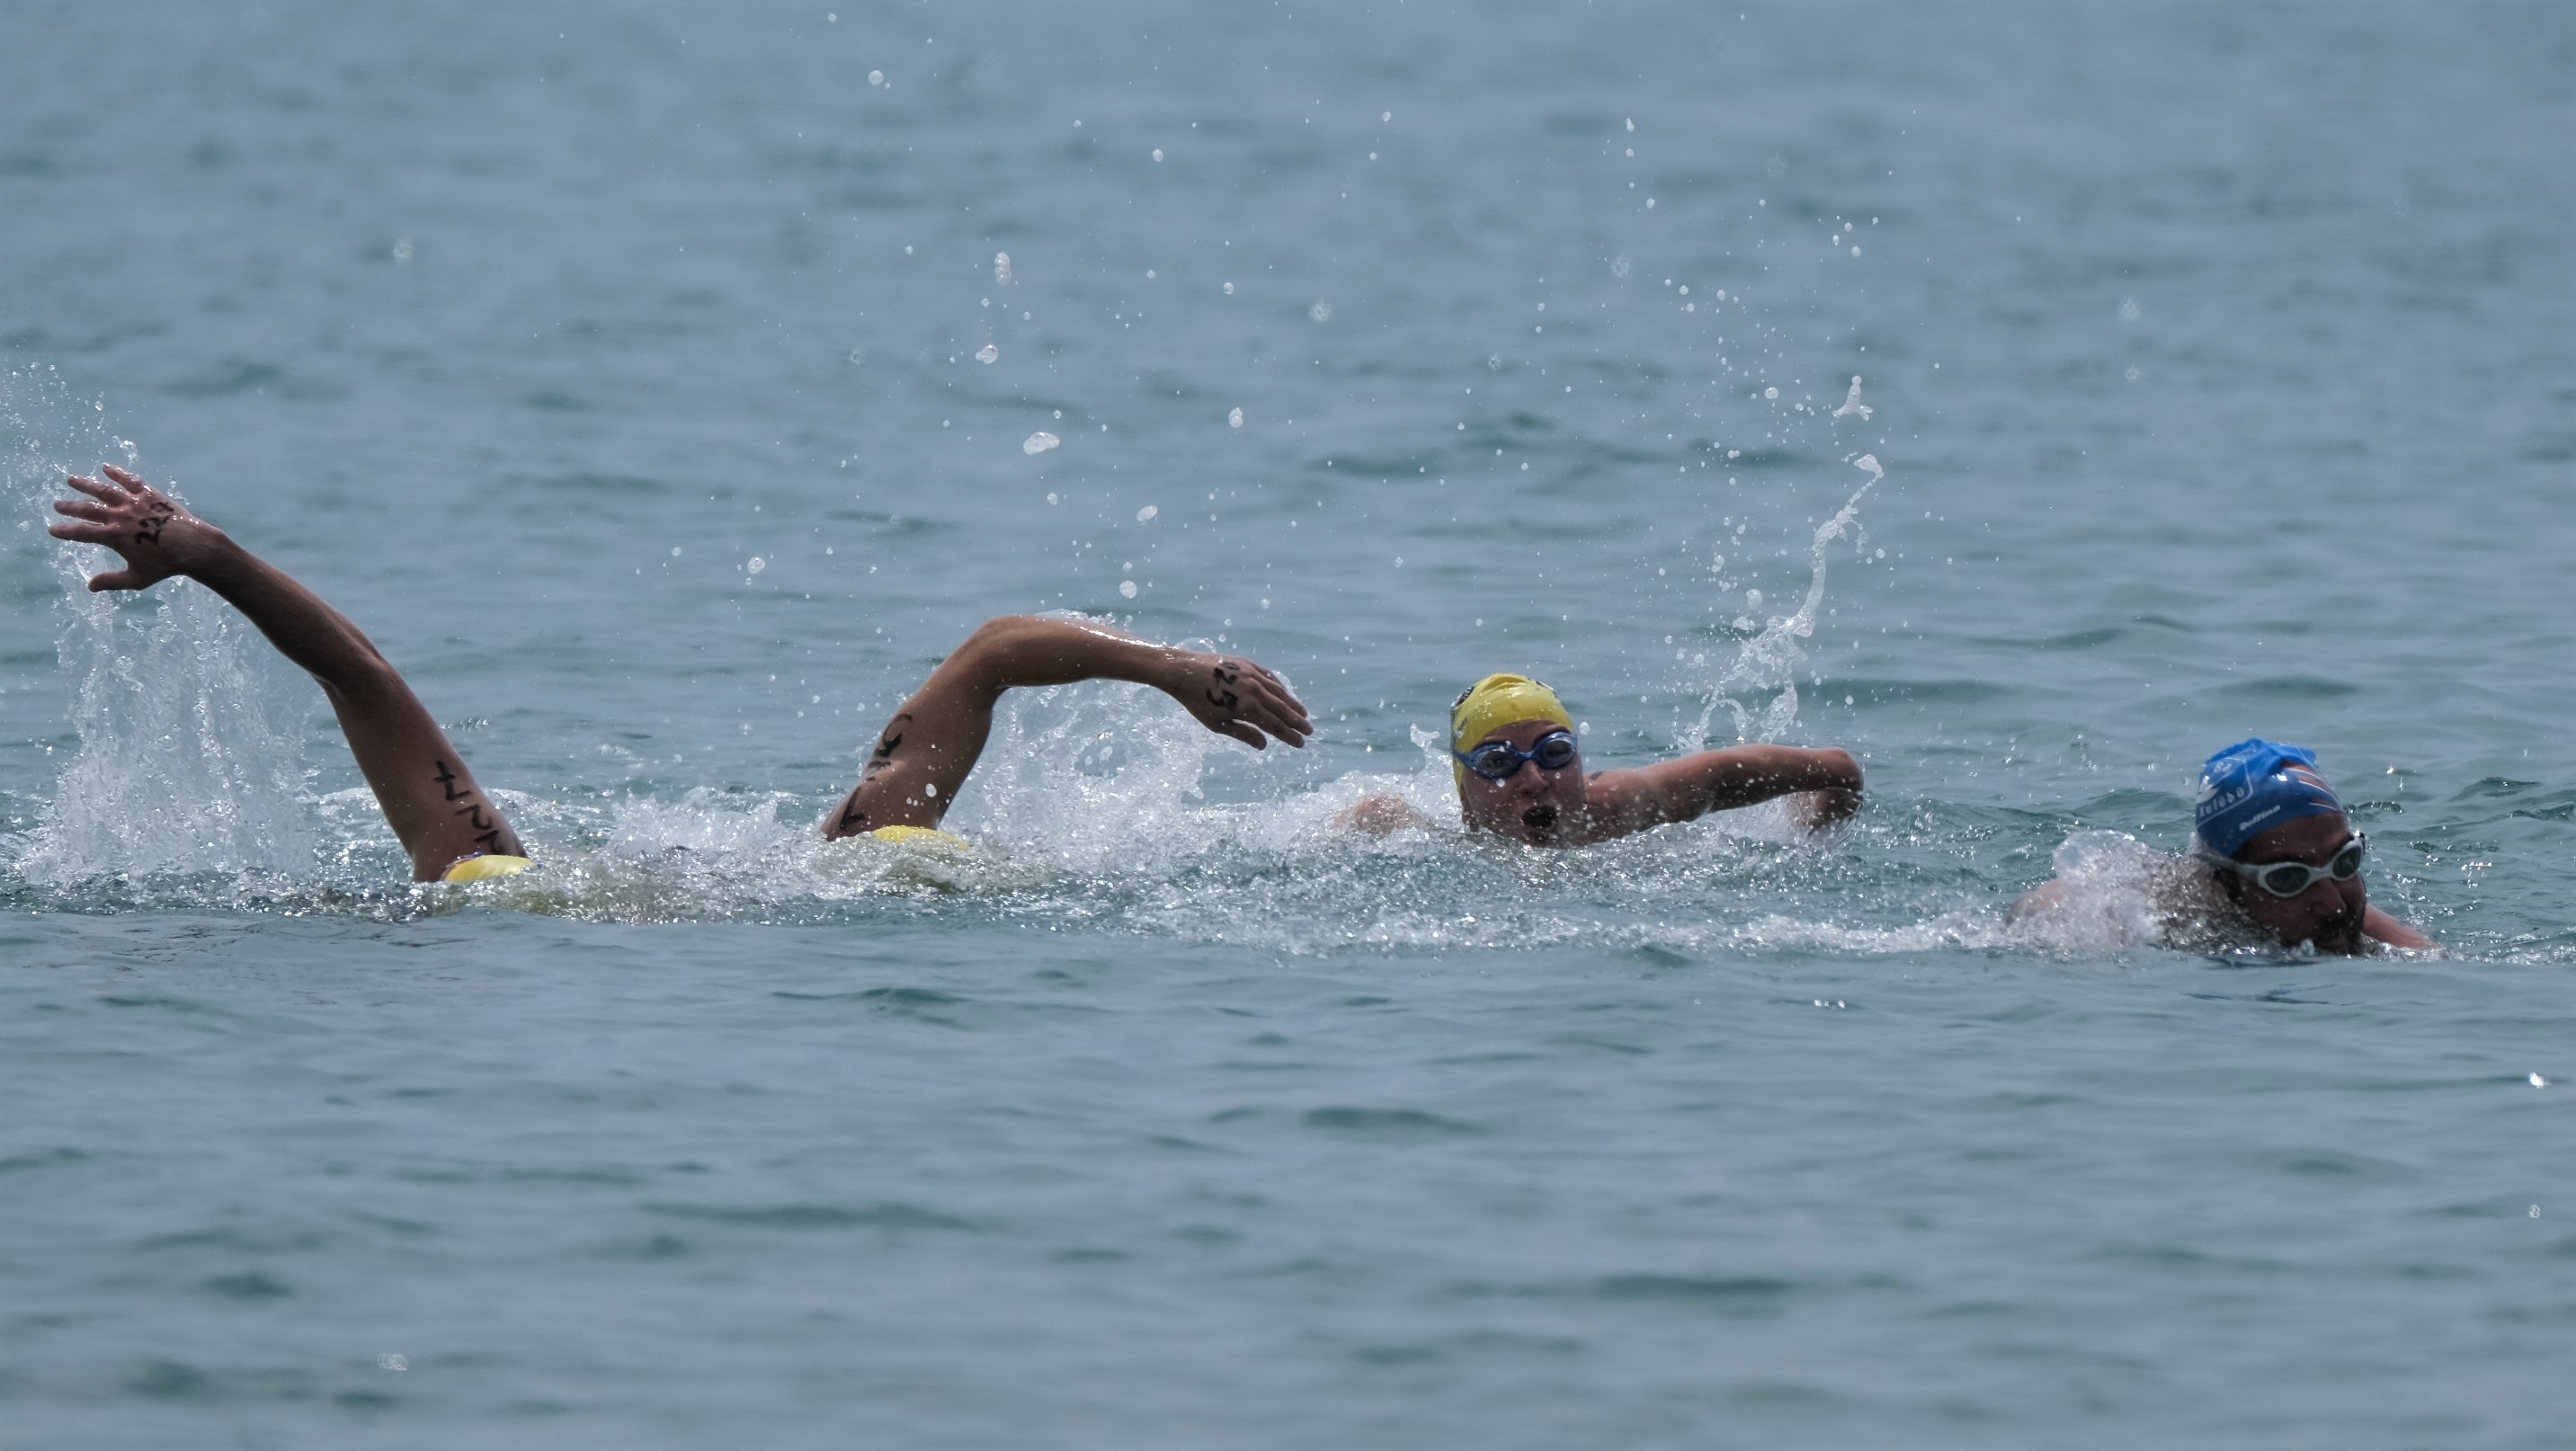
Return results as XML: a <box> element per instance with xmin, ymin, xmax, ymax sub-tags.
<box><xmin>1585</xmin><ymin>745</ymin><xmax>1863</xmax><ymax>838</ymax></box>
<box><xmin>825</xmin><ymin>614</ymin><xmax>1311</xmax><ymax>839</ymax></box>
<box><xmin>49</xmin><ymin>466</ymin><xmax>521</xmax><ymax>881</ymax></box>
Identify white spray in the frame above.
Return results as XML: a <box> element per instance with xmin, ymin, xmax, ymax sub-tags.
<box><xmin>1685</xmin><ymin>454</ymin><xmax>1883</xmax><ymax>750</ymax></box>
<box><xmin>4</xmin><ymin>372</ymin><xmax>314</xmax><ymax>884</ymax></box>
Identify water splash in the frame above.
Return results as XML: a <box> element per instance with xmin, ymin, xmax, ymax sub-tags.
<box><xmin>1831</xmin><ymin>375</ymin><xmax>1872</xmax><ymax>420</ymax></box>
<box><xmin>2</xmin><ymin>370</ymin><xmax>316</xmax><ymax>884</ymax></box>
<box><xmin>1684</xmin><ymin>456</ymin><xmax>1885</xmax><ymax>749</ymax></box>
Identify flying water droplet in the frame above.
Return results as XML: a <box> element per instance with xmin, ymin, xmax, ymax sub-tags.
<box><xmin>1022</xmin><ymin>432</ymin><xmax>1060</xmax><ymax>455</ymax></box>
<box><xmin>1832</xmin><ymin>376</ymin><xmax>1873</xmax><ymax>420</ymax></box>
<box><xmin>1119</xmin><ymin>579</ymin><xmax>1138</xmax><ymax>598</ymax></box>
<box><xmin>1227</xmin><ymin>407</ymin><xmax>1243</xmax><ymax>429</ymax></box>
<box><xmin>868</xmin><ymin>69</ymin><xmax>885</xmax><ymax>86</ymax></box>
<box><xmin>975</xmin><ymin>343</ymin><xmax>998</xmax><ymax>364</ymax></box>
<box><xmin>745</xmin><ymin>556</ymin><xmax>765</xmax><ymax>575</ymax></box>
<box><xmin>994</xmin><ymin>252</ymin><xmax>1012</xmax><ymax>286</ymax></box>
<box><xmin>1308</xmin><ymin>301</ymin><xmax>1332</xmax><ymax>323</ymax></box>
<box><xmin>1136</xmin><ymin>505</ymin><xmax>1159</xmax><ymax>521</ymax></box>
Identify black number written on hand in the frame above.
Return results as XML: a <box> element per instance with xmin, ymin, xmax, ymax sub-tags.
<box><xmin>1207</xmin><ymin>663</ymin><xmax>1243</xmax><ymax>714</ymax></box>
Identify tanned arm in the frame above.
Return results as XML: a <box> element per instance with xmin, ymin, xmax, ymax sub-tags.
<box><xmin>49</xmin><ymin>466</ymin><xmax>521</xmax><ymax>881</ymax></box>
<box><xmin>2363</xmin><ymin>904</ymin><xmax>2436</xmax><ymax>951</ymax></box>
<box><xmin>824</xmin><ymin>614</ymin><xmax>1311</xmax><ymax>838</ymax></box>
<box><xmin>1585</xmin><ymin>745</ymin><xmax>1863</xmax><ymax>839</ymax></box>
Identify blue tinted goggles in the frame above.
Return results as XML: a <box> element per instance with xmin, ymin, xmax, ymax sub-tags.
<box><xmin>1455</xmin><ymin>729</ymin><xmax>1578</xmax><ymax>781</ymax></box>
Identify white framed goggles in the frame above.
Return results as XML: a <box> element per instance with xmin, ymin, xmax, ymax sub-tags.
<box><xmin>2196</xmin><ymin>832</ymin><xmax>2367</xmax><ymax>898</ymax></box>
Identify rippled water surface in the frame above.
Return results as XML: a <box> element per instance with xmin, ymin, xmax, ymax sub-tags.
<box><xmin>4</xmin><ymin>2</ymin><xmax>2573</xmax><ymax>1446</ymax></box>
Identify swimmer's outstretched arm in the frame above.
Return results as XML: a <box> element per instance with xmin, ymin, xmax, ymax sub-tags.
<box><xmin>49</xmin><ymin>466</ymin><xmax>522</xmax><ymax>881</ymax></box>
<box><xmin>1587</xmin><ymin>745</ymin><xmax>1863</xmax><ymax>836</ymax></box>
<box><xmin>825</xmin><ymin>615</ymin><xmax>1312</xmax><ymax>837</ymax></box>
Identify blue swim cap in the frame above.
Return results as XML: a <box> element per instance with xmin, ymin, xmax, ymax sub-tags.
<box><xmin>2193</xmin><ymin>738</ymin><xmax>2343</xmax><ymax>857</ymax></box>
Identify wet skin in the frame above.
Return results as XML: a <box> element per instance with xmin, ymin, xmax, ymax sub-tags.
<box><xmin>1455</xmin><ymin>718</ymin><xmax>1591</xmax><ymax>846</ymax></box>
<box><xmin>1449</xmin><ymin>719</ymin><xmax>1863</xmax><ymax>848</ymax></box>
<box><xmin>2214</xmin><ymin>811</ymin><xmax>2430</xmax><ymax>954</ymax></box>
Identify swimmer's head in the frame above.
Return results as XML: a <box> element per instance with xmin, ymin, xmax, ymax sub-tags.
<box><xmin>2193</xmin><ymin>739</ymin><xmax>2370</xmax><ymax>952</ymax></box>
<box><xmin>1450</xmin><ymin>673</ymin><xmax>1586</xmax><ymax>846</ymax></box>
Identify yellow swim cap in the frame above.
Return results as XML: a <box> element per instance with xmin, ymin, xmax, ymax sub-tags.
<box><xmin>1449</xmin><ymin>673</ymin><xmax>1573</xmax><ymax>785</ymax></box>
<box><xmin>442</xmin><ymin>853</ymin><xmax>534</xmax><ymax>883</ymax></box>
<box><xmin>866</xmin><ymin>824</ymin><xmax>973</xmax><ymax>850</ymax></box>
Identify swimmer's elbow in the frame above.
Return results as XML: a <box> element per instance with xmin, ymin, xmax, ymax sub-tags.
<box><xmin>963</xmin><ymin>614</ymin><xmax>1042</xmax><ymax>652</ymax></box>
<box><xmin>1815</xmin><ymin>747</ymin><xmax>1861</xmax><ymax>794</ymax></box>
<box><xmin>314</xmin><ymin>644</ymin><xmax>406</xmax><ymax>707</ymax></box>
<box><xmin>947</xmin><ymin>614</ymin><xmax>1053</xmax><ymax>678</ymax></box>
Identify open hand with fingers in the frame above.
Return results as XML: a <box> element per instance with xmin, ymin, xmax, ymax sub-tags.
<box><xmin>48</xmin><ymin>465</ymin><xmax>223</xmax><ymax>592</ymax></box>
<box><xmin>1164</xmin><ymin>650</ymin><xmax>1313</xmax><ymax>750</ymax></box>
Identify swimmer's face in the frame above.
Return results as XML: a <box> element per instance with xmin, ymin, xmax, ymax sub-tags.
<box><xmin>2230</xmin><ymin>813</ymin><xmax>2371</xmax><ymax>954</ymax></box>
<box><xmin>1457</xmin><ymin>718</ymin><xmax>1589</xmax><ymax>847</ymax></box>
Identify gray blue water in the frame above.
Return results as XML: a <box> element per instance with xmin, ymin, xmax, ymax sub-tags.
<box><xmin>5</xmin><ymin>2</ymin><xmax>2574</xmax><ymax>1445</ymax></box>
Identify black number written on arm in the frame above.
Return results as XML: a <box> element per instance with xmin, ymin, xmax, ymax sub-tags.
<box><xmin>432</xmin><ymin>758</ymin><xmax>514</xmax><ymax>856</ymax></box>
<box><xmin>838</xmin><ymin>714</ymin><xmax>914</xmax><ymax>833</ymax></box>
<box><xmin>862</xmin><ymin>714</ymin><xmax>912</xmax><ymax>778</ymax></box>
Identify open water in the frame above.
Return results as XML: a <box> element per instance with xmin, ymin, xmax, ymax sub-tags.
<box><xmin>4</xmin><ymin>2</ymin><xmax>2573</xmax><ymax>1446</ymax></box>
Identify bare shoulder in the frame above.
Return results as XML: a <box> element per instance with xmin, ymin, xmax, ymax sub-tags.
<box><xmin>1335</xmin><ymin>792</ymin><xmax>1436</xmax><ymax>837</ymax></box>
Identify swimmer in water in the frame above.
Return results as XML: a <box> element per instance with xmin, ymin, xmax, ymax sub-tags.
<box><xmin>821</xmin><ymin>614</ymin><xmax>1311</xmax><ymax>841</ymax></box>
<box><xmin>1340</xmin><ymin>672</ymin><xmax>1863</xmax><ymax>846</ymax></box>
<box><xmin>49</xmin><ymin>467</ymin><xmax>1312</xmax><ymax>877</ymax></box>
<box><xmin>47</xmin><ymin>466</ymin><xmax>530</xmax><ymax>882</ymax></box>
<box><xmin>2010</xmin><ymin>738</ymin><xmax>2435</xmax><ymax>954</ymax></box>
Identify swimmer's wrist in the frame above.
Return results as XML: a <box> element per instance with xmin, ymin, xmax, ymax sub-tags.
<box><xmin>173</xmin><ymin>522</ymin><xmax>247</xmax><ymax>584</ymax></box>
